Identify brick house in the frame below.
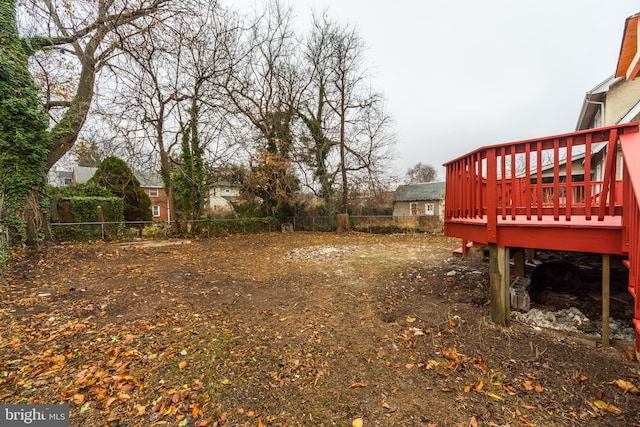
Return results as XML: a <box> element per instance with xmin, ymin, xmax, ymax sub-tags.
<box><xmin>137</xmin><ymin>172</ymin><xmax>169</xmax><ymax>222</ymax></box>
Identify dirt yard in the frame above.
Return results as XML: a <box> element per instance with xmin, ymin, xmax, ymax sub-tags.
<box><xmin>1</xmin><ymin>232</ymin><xmax>639</xmax><ymax>426</ymax></box>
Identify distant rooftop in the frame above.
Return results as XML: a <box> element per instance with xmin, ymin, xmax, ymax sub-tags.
<box><xmin>391</xmin><ymin>182</ymin><xmax>445</xmax><ymax>202</ymax></box>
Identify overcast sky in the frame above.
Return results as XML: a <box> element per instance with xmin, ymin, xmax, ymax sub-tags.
<box><xmin>233</xmin><ymin>1</ymin><xmax>639</xmax><ymax>181</ymax></box>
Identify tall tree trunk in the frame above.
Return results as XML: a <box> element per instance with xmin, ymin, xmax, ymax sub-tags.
<box><xmin>0</xmin><ymin>0</ymin><xmax>53</xmax><ymax>246</ymax></box>
<box><xmin>45</xmin><ymin>41</ymin><xmax>98</xmax><ymax>170</ymax></box>
<box><xmin>339</xmin><ymin>85</ymin><xmax>348</xmax><ymax>214</ymax></box>
<box><xmin>158</xmin><ymin>131</ymin><xmax>179</xmax><ymax>234</ymax></box>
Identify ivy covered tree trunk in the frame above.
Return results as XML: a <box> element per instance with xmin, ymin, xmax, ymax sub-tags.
<box><xmin>0</xmin><ymin>0</ymin><xmax>52</xmax><ymax>245</ymax></box>
<box><xmin>298</xmin><ymin>82</ymin><xmax>336</xmax><ymax>213</ymax></box>
<box><xmin>174</xmin><ymin>108</ymin><xmax>206</xmax><ymax>223</ymax></box>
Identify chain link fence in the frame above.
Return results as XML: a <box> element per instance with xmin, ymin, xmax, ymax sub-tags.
<box><xmin>47</xmin><ymin>215</ymin><xmax>442</xmax><ymax>244</ymax></box>
<box><xmin>50</xmin><ymin>217</ymin><xmax>280</xmax><ymax>242</ymax></box>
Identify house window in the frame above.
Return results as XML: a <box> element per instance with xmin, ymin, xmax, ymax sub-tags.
<box><xmin>225</xmin><ymin>188</ymin><xmax>230</xmax><ymax>193</ymax></box>
<box><xmin>152</xmin><ymin>205</ymin><xmax>160</xmax><ymax>217</ymax></box>
<box><xmin>425</xmin><ymin>203</ymin><xmax>435</xmax><ymax>216</ymax></box>
<box><xmin>409</xmin><ymin>202</ymin><xmax>418</xmax><ymax>216</ymax></box>
<box><xmin>149</xmin><ymin>188</ymin><xmax>159</xmax><ymax>197</ymax></box>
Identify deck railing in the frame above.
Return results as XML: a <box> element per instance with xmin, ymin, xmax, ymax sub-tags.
<box><xmin>620</xmin><ymin>130</ymin><xmax>640</xmax><ymax>352</ymax></box>
<box><xmin>444</xmin><ymin>123</ymin><xmax>640</xmax><ymax>242</ymax></box>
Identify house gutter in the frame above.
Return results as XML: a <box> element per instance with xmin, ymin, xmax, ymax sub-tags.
<box><xmin>585</xmin><ymin>99</ymin><xmax>606</xmax><ymax>127</ymax></box>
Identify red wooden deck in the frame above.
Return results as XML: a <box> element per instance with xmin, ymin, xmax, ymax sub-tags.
<box><xmin>443</xmin><ymin>123</ymin><xmax>640</xmax><ymax>352</ymax></box>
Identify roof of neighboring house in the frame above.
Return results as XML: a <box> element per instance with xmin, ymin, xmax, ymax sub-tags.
<box><xmin>136</xmin><ymin>171</ymin><xmax>163</xmax><ymax>188</ymax></box>
<box><xmin>616</xmin><ymin>12</ymin><xmax>640</xmax><ymax>80</ymax></box>
<box><xmin>73</xmin><ymin>166</ymin><xmax>164</xmax><ymax>189</ymax></box>
<box><xmin>73</xmin><ymin>166</ymin><xmax>98</xmax><ymax>184</ymax></box>
<box><xmin>620</xmin><ymin>98</ymin><xmax>640</xmax><ymax>123</ymax></box>
<box><xmin>575</xmin><ymin>72</ymin><xmax>640</xmax><ymax>155</ymax></box>
<box><xmin>391</xmin><ymin>182</ymin><xmax>445</xmax><ymax>202</ymax></box>
<box><xmin>575</xmin><ymin>75</ymin><xmax>623</xmax><ymax>130</ymax></box>
<box><xmin>577</xmin><ymin>13</ymin><xmax>640</xmax><ymax>131</ymax></box>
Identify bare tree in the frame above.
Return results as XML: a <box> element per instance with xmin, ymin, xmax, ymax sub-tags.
<box><xmin>298</xmin><ymin>16</ymin><xmax>395</xmax><ymax>215</ymax></box>
<box><xmin>108</xmin><ymin>15</ymin><xmax>182</xmax><ymax>229</ymax></box>
<box><xmin>294</xmin><ymin>13</ymin><xmax>396</xmax><ymax>217</ymax></box>
<box><xmin>223</xmin><ymin>1</ymin><xmax>303</xmax><ymax>218</ymax></box>
<box><xmin>406</xmin><ymin>162</ymin><xmax>438</xmax><ymax>184</ymax></box>
<box><xmin>170</xmin><ymin>1</ymin><xmax>242</xmax><ymax>221</ymax></box>
<box><xmin>296</xmin><ymin>13</ymin><xmax>338</xmax><ymax>210</ymax></box>
<box><xmin>100</xmin><ymin>0</ymin><xmax>241</xmax><ymax>228</ymax></box>
<box><xmin>19</xmin><ymin>0</ymin><xmax>175</xmax><ymax>170</ymax></box>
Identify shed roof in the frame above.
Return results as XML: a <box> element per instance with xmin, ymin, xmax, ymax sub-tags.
<box><xmin>392</xmin><ymin>182</ymin><xmax>445</xmax><ymax>202</ymax></box>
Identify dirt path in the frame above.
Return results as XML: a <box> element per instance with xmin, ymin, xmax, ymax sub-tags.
<box><xmin>1</xmin><ymin>232</ymin><xmax>639</xmax><ymax>426</ymax></box>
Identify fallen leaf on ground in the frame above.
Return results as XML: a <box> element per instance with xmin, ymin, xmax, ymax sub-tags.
<box><xmin>519</xmin><ymin>415</ymin><xmax>535</xmax><ymax>427</ymax></box>
<box><xmin>613</xmin><ymin>379</ymin><xmax>638</xmax><ymax>394</ymax></box>
<box><xmin>594</xmin><ymin>400</ymin><xmax>608</xmax><ymax>409</ymax></box>
<box><xmin>606</xmin><ymin>403</ymin><xmax>623</xmax><ymax>414</ymax></box>
<box><xmin>352</xmin><ymin>417</ymin><xmax>363</xmax><ymax>427</ymax></box>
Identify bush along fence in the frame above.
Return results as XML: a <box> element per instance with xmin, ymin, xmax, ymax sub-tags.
<box><xmin>288</xmin><ymin>215</ymin><xmax>444</xmax><ymax>234</ymax></box>
<box><xmin>50</xmin><ymin>217</ymin><xmax>281</xmax><ymax>242</ymax></box>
